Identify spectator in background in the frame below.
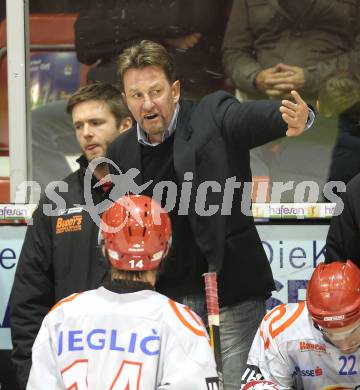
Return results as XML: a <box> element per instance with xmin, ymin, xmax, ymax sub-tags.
<box><xmin>28</xmin><ymin>0</ymin><xmax>87</xmax><ymax>13</ymax></box>
<box><xmin>222</xmin><ymin>0</ymin><xmax>360</xmax><ymax>201</ymax></box>
<box><xmin>0</xmin><ymin>0</ymin><xmax>88</xmax><ymax>19</ymax></box>
<box><xmin>10</xmin><ymin>82</ymin><xmax>133</xmax><ymax>389</ymax></box>
<box><xmin>325</xmin><ymin>172</ymin><xmax>360</xmax><ymax>267</ymax></box>
<box><xmin>223</xmin><ymin>0</ymin><xmax>359</xmax><ymax>102</ymax></box>
<box><xmin>75</xmin><ymin>0</ymin><xmax>232</xmax><ymax>99</ymax></box>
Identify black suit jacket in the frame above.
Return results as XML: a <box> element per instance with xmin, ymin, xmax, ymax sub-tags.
<box><xmin>108</xmin><ymin>91</ymin><xmax>287</xmax><ymax>306</ymax></box>
<box><xmin>325</xmin><ymin>172</ymin><xmax>360</xmax><ymax>267</ymax></box>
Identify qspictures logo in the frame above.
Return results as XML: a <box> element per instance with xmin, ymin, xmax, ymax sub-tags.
<box><xmin>56</xmin><ymin>215</ymin><xmax>83</xmax><ymax>234</ymax></box>
<box><xmin>12</xmin><ymin>157</ymin><xmax>346</xmax><ymax>231</ymax></box>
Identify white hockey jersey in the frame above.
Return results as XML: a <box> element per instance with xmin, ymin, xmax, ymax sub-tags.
<box><xmin>27</xmin><ymin>287</ymin><xmax>218</xmax><ymax>390</ymax></box>
<box><xmin>241</xmin><ymin>302</ymin><xmax>360</xmax><ymax>390</ymax></box>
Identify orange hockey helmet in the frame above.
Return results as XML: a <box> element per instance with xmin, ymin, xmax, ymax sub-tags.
<box><xmin>306</xmin><ymin>260</ymin><xmax>360</xmax><ymax>329</ymax></box>
<box><xmin>101</xmin><ymin>195</ymin><xmax>171</xmax><ymax>271</ymax></box>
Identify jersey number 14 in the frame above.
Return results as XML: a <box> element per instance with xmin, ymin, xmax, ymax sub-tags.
<box><xmin>61</xmin><ymin>359</ymin><xmax>142</xmax><ymax>389</ymax></box>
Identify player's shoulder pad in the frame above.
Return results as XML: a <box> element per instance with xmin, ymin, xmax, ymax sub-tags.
<box><xmin>166</xmin><ymin>299</ymin><xmax>208</xmax><ymax>338</ymax></box>
<box><xmin>165</xmin><ymin>300</ymin><xmax>216</xmax><ymax>368</ymax></box>
<box><xmin>259</xmin><ymin>302</ymin><xmax>306</xmax><ymax>346</ymax></box>
<box><xmin>49</xmin><ymin>291</ymin><xmax>84</xmax><ymax>314</ymax></box>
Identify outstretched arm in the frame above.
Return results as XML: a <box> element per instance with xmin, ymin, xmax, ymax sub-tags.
<box><xmin>219</xmin><ymin>90</ymin><xmax>313</xmax><ymax>149</ymax></box>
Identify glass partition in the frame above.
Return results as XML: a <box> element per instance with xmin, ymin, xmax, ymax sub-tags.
<box><xmin>29</xmin><ymin>3</ymin><xmax>85</xmax><ymax>192</ymax></box>
<box><xmin>0</xmin><ymin>3</ymin><xmax>9</xmax><ymax>202</ymax></box>
<box><xmin>6</xmin><ymin>0</ymin><xmax>359</xmax><ymax>202</ymax></box>
<box><xmin>223</xmin><ymin>0</ymin><xmax>360</xmax><ymax>202</ymax></box>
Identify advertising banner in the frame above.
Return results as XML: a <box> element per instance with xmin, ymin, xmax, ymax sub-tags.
<box><xmin>0</xmin><ymin>226</ymin><xmax>26</xmax><ymax>349</ymax></box>
<box><xmin>29</xmin><ymin>52</ymin><xmax>81</xmax><ymax>109</ymax></box>
<box><xmin>0</xmin><ymin>222</ymin><xmax>329</xmax><ymax>350</ymax></box>
<box><xmin>259</xmin><ymin>225</ymin><xmax>329</xmax><ymax>310</ymax></box>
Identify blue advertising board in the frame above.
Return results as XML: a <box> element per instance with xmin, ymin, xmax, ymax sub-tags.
<box><xmin>0</xmin><ymin>223</ymin><xmax>329</xmax><ymax>350</ymax></box>
<box><xmin>29</xmin><ymin>52</ymin><xmax>81</xmax><ymax>109</ymax></box>
<box><xmin>0</xmin><ymin>226</ymin><xmax>26</xmax><ymax>349</ymax></box>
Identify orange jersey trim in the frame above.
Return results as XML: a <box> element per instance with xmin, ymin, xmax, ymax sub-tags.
<box><xmin>168</xmin><ymin>299</ymin><xmax>206</xmax><ymax>337</ymax></box>
<box><xmin>50</xmin><ymin>292</ymin><xmax>83</xmax><ymax>313</ymax></box>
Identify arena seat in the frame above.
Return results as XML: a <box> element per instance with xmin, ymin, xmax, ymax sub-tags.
<box><xmin>0</xmin><ymin>13</ymin><xmax>89</xmax><ymax>203</ymax></box>
<box><xmin>0</xmin><ymin>176</ymin><xmax>9</xmax><ymax>203</ymax></box>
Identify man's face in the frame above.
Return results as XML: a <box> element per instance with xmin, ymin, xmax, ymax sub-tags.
<box><xmin>321</xmin><ymin>319</ymin><xmax>360</xmax><ymax>354</ymax></box>
<box><xmin>73</xmin><ymin>100</ymin><xmax>129</xmax><ymax>162</ymax></box>
<box><xmin>122</xmin><ymin>66</ymin><xmax>180</xmax><ymax>143</ymax></box>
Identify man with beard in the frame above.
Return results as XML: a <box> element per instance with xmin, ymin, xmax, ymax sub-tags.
<box><xmin>10</xmin><ymin>81</ymin><xmax>133</xmax><ymax>389</ymax></box>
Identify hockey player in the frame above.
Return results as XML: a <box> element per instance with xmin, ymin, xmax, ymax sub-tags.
<box><xmin>27</xmin><ymin>195</ymin><xmax>218</xmax><ymax>389</ymax></box>
<box><xmin>241</xmin><ymin>260</ymin><xmax>360</xmax><ymax>390</ymax></box>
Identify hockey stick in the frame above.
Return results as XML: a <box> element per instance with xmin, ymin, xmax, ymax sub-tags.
<box><xmin>203</xmin><ymin>272</ymin><xmax>224</xmax><ymax>389</ymax></box>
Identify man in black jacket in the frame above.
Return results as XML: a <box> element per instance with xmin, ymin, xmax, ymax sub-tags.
<box><xmin>74</xmin><ymin>0</ymin><xmax>231</xmax><ymax>99</ymax></box>
<box><xmin>107</xmin><ymin>40</ymin><xmax>313</xmax><ymax>389</ymax></box>
<box><xmin>10</xmin><ymin>82</ymin><xmax>133</xmax><ymax>390</ymax></box>
<box><xmin>325</xmin><ymin>172</ymin><xmax>360</xmax><ymax>267</ymax></box>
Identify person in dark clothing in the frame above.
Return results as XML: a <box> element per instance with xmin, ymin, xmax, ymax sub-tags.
<box><xmin>222</xmin><ymin>0</ymin><xmax>360</xmax><ymax>102</ymax></box>
<box><xmin>74</xmin><ymin>0</ymin><xmax>232</xmax><ymax>99</ymax></box>
<box><xmin>0</xmin><ymin>0</ymin><xmax>88</xmax><ymax>19</ymax></box>
<box><xmin>327</xmin><ymin>108</ymin><xmax>360</xmax><ymax>186</ymax></box>
<box><xmin>325</xmin><ymin>172</ymin><xmax>360</xmax><ymax>267</ymax></box>
<box><xmin>10</xmin><ymin>82</ymin><xmax>133</xmax><ymax>390</ymax></box>
<box><xmin>320</xmin><ymin>75</ymin><xmax>360</xmax><ymax>187</ymax></box>
<box><xmin>106</xmin><ymin>40</ymin><xmax>313</xmax><ymax>389</ymax></box>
